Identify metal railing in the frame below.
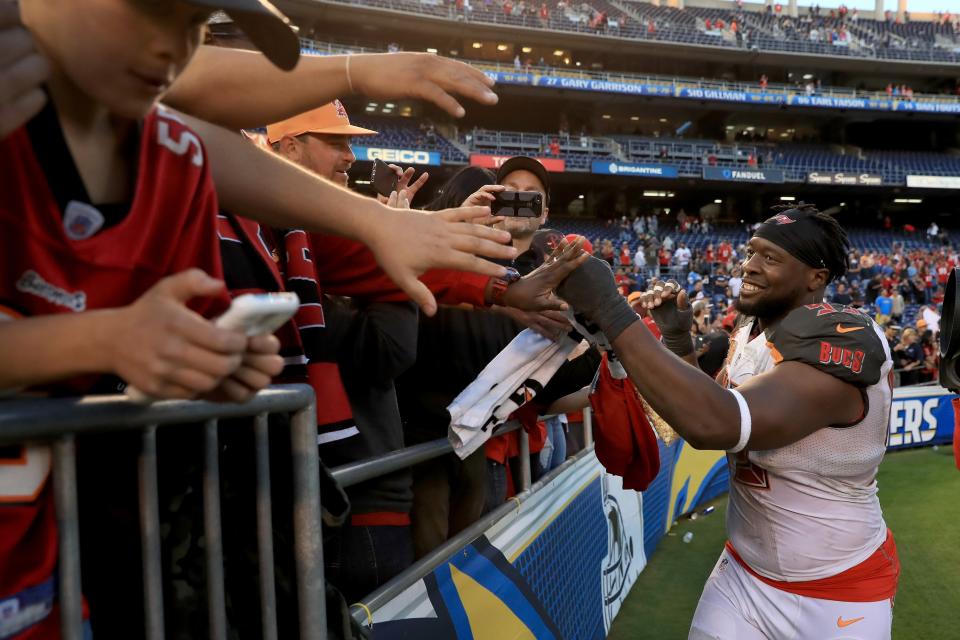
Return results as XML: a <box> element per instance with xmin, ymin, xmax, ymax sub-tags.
<box><xmin>0</xmin><ymin>385</ymin><xmax>323</xmax><ymax>640</ymax></box>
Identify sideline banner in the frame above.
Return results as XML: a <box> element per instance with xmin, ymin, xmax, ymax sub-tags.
<box><xmin>366</xmin><ymin>447</ymin><xmax>728</xmax><ymax>639</ymax></box>
<box><xmin>807</xmin><ymin>172</ymin><xmax>884</xmax><ymax>186</ymax></box>
<box><xmin>906</xmin><ymin>175</ymin><xmax>960</xmax><ymax>189</ymax></box>
<box><xmin>888</xmin><ymin>385</ymin><xmax>956</xmax><ymax>449</ymax></box>
<box><xmin>352</xmin><ymin>146</ymin><xmax>442</xmax><ymax>166</ymax></box>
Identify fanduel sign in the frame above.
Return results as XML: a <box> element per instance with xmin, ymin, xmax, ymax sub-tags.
<box><xmin>353</xmin><ymin>147</ymin><xmax>442</xmax><ymax>166</ymax></box>
<box><xmin>591</xmin><ymin>161</ymin><xmax>678</xmax><ymax>178</ymax></box>
<box><xmin>702</xmin><ymin>166</ymin><xmax>785</xmax><ymax>184</ymax></box>
<box><xmin>807</xmin><ymin>172</ymin><xmax>884</xmax><ymax>186</ymax></box>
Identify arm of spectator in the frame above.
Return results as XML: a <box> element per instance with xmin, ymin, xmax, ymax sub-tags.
<box><xmin>178</xmin><ymin>112</ymin><xmax>518</xmax><ymax>316</ymax></box>
<box><xmin>164</xmin><ymin>47</ymin><xmax>498</xmax><ymax>129</ymax></box>
<box><xmin>0</xmin><ymin>270</ymin><xmax>282</xmax><ymax>399</ymax></box>
<box><xmin>491</xmin><ymin>307</ymin><xmax>570</xmax><ymax>341</ymax></box>
<box><xmin>0</xmin><ymin>1</ymin><xmax>49</xmax><ymax>139</ymax></box>
<box><xmin>321</xmin><ymin>296</ymin><xmax>419</xmax><ymax>382</ymax></box>
<box><xmin>545</xmin><ymin>386</ymin><xmax>591</xmax><ymax>415</ymax></box>
<box><xmin>378</xmin><ymin>164</ymin><xmax>430</xmax><ymax>208</ymax></box>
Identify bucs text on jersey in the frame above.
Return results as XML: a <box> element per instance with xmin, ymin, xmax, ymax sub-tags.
<box><xmin>720</xmin><ymin>302</ymin><xmax>896</xmax><ymax>588</ymax></box>
<box><xmin>0</xmin><ymin>103</ymin><xmax>228</xmax><ymax>638</ymax></box>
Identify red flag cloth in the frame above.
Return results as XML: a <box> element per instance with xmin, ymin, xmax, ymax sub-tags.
<box><xmin>952</xmin><ymin>398</ymin><xmax>960</xmax><ymax>471</ymax></box>
<box><xmin>589</xmin><ymin>353</ymin><xmax>661</xmax><ymax>490</ymax></box>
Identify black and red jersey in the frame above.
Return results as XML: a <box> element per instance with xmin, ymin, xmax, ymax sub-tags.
<box><xmin>0</xmin><ymin>104</ymin><xmax>228</xmax><ymax>637</ymax></box>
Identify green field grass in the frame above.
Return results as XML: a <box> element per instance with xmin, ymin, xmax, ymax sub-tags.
<box><xmin>608</xmin><ymin>446</ymin><xmax>960</xmax><ymax>640</ymax></box>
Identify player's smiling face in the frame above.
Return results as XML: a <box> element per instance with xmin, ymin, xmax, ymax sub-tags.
<box><xmin>735</xmin><ymin>236</ymin><xmax>815</xmax><ymax>322</ymax></box>
<box><xmin>22</xmin><ymin>0</ymin><xmax>208</xmax><ymax>119</ymax></box>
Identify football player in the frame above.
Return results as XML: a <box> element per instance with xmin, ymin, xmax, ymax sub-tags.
<box><xmin>557</xmin><ymin>205</ymin><xmax>898</xmax><ymax>639</ymax></box>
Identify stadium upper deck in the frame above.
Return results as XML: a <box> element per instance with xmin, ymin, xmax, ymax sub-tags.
<box><xmin>294</xmin><ymin>0</ymin><xmax>960</xmax><ymax>64</ymax></box>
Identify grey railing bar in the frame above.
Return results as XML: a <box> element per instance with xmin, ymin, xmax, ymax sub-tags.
<box><xmin>519</xmin><ymin>428</ymin><xmax>531</xmax><ymax>491</ymax></box>
<box><xmin>254</xmin><ymin>414</ymin><xmax>279</xmax><ymax>640</ymax></box>
<box><xmin>331</xmin><ymin>421</ymin><xmax>522</xmax><ymax>488</ymax></box>
<box><xmin>583</xmin><ymin>407</ymin><xmax>594</xmax><ymax>448</ymax></box>
<box><xmin>0</xmin><ymin>385</ymin><xmax>315</xmax><ymax>442</ymax></box>
<box><xmin>290</xmin><ymin>403</ymin><xmax>326</xmax><ymax>639</ymax></box>
<box><xmin>139</xmin><ymin>426</ymin><xmax>165</xmax><ymax>640</ymax></box>
<box><xmin>204</xmin><ymin>420</ymin><xmax>228</xmax><ymax>640</ymax></box>
<box><xmin>352</xmin><ymin>444</ymin><xmax>596</xmax><ymax>621</ymax></box>
<box><xmin>53</xmin><ymin>436</ymin><xmax>83</xmax><ymax>640</ymax></box>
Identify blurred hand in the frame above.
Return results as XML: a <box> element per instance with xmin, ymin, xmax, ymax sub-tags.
<box><xmin>502</xmin><ymin>237</ymin><xmax>589</xmax><ymax>312</ymax></box>
<box><xmin>348</xmin><ymin>53</ymin><xmax>498</xmax><ymax>118</ymax></box>
<box><xmin>109</xmin><ymin>270</ymin><xmax>247</xmax><ymax>400</ymax></box>
<box><xmin>364</xmin><ymin>204</ymin><xmax>518</xmax><ymax>315</ymax></box>
<box><xmin>0</xmin><ymin>1</ymin><xmax>49</xmax><ymax>139</ymax></box>
<box><xmin>461</xmin><ymin>184</ymin><xmax>505</xmax><ymax>208</ymax></box>
<box><xmin>494</xmin><ymin>307</ymin><xmax>570</xmax><ymax>341</ymax></box>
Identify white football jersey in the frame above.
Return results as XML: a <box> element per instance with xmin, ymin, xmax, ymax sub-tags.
<box><xmin>721</xmin><ymin>304</ymin><xmax>893</xmax><ymax>582</ymax></box>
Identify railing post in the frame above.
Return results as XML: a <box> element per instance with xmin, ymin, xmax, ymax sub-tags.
<box><xmin>290</xmin><ymin>401</ymin><xmax>326</xmax><ymax>639</ymax></box>
<box><xmin>255</xmin><ymin>414</ymin><xmax>279</xmax><ymax>640</ymax></box>
<box><xmin>204</xmin><ymin>419</ymin><xmax>227</xmax><ymax>640</ymax></box>
<box><xmin>139</xmin><ymin>426</ymin><xmax>165</xmax><ymax>640</ymax></box>
<box><xmin>53</xmin><ymin>436</ymin><xmax>83</xmax><ymax>640</ymax></box>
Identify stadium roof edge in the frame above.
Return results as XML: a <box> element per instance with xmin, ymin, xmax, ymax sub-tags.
<box><xmin>278</xmin><ymin>0</ymin><xmax>960</xmax><ymax>77</ymax></box>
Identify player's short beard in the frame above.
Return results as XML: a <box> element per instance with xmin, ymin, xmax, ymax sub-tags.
<box><xmin>734</xmin><ymin>289</ymin><xmax>796</xmax><ymax>321</ymax></box>
<box><xmin>495</xmin><ymin>216</ymin><xmax>542</xmax><ymax>239</ymax></box>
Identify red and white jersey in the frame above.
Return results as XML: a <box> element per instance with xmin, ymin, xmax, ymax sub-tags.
<box><xmin>720</xmin><ymin>303</ymin><xmax>893</xmax><ymax>583</ymax></box>
<box><xmin>0</xmin><ymin>104</ymin><xmax>227</xmax><ymax>637</ymax></box>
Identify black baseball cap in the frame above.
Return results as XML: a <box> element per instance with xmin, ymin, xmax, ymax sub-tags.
<box><xmin>496</xmin><ymin>156</ymin><xmax>550</xmax><ymax>205</ymax></box>
<box><xmin>193</xmin><ymin>0</ymin><xmax>300</xmax><ymax>70</ymax></box>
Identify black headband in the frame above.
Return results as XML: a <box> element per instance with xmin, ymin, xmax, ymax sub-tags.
<box><xmin>754</xmin><ymin>211</ymin><xmax>834</xmax><ymax>278</ymax></box>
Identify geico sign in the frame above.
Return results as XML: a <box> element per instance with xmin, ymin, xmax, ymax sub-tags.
<box><xmin>888</xmin><ymin>398</ymin><xmax>938</xmax><ymax>447</ymax></box>
<box><xmin>364</xmin><ymin>148</ymin><xmax>433</xmax><ymax>164</ymax></box>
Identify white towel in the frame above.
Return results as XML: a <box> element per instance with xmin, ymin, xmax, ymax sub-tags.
<box><xmin>448</xmin><ymin>330</ymin><xmax>579</xmax><ymax>459</ymax></box>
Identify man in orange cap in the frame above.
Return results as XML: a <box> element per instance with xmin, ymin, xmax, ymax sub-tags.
<box><xmin>266</xmin><ymin>99</ymin><xmax>376</xmax><ymax>187</ymax></box>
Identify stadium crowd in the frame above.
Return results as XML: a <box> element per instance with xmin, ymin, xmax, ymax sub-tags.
<box><xmin>0</xmin><ymin>0</ymin><xmax>933</xmax><ymax>638</ymax></box>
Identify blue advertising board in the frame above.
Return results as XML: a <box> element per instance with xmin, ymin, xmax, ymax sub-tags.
<box><xmin>352</xmin><ymin>146</ymin><xmax>442</xmax><ymax>166</ymax></box>
<box><xmin>888</xmin><ymin>386</ymin><xmax>956</xmax><ymax>449</ymax></box>
<box><xmin>482</xmin><ymin>70</ymin><xmax>960</xmax><ymax>114</ymax></box>
<box><xmin>591</xmin><ymin>160</ymin><xmax>679</xmax><ymax>178</ymax></box>
<box><xmin>702</xmin><ymin>166</ymin><xmax>785</xmax><ymax>183</ymax></box>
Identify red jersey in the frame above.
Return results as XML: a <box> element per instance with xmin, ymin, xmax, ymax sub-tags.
<box><xmin>0</xmin><ymin>105</ymin><xmax>227</xmax><ymax>637</ymax></box>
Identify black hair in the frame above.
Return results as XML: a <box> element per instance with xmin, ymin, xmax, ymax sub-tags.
<box><xmin>426</xmin><ymin>166</ymin><xmax>496</xmax><ymax>212</ymax></box>
<box><xmin>769</xmin><ymin>203</ymin><xmax>850</xmax><ymax>283</ymax></box>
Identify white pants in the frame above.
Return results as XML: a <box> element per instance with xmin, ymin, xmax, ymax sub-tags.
<box><xmin>689</xmin><ymin>548</ymin><xmax>893</xmax><ymax>640</ymax></box>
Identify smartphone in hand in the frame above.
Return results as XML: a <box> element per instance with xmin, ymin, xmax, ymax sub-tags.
<box><xmin>491</xmin><ymin>190</ymin><xmax>543</xmax><ymax>217</ymax></box>
<box><xmin>371</xmin><ymin>158</ymin><xmax>399</xmax><ymax>197</ymax></box>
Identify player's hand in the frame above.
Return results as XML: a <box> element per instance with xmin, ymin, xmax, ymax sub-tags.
<box><xmin>0</xmin><ymin>1</ymin><xmax>49</xmax><ymax>139</ymax></box>
<box><xmin>461</xmin><ymin>184</ymin><xmax>506</xmax><ymax>208</ymax></box>
<box><xmin>108</xmin><ymin>270</ymin><xmax>247</xmax><ymax>399</ymax></box>
<box><xmin>494</xmin><ymin>307</ymin><xmax>570</xmax><ymax>341</ymax></box>
<box><xmin>502</xmin><ymin>237</ymin><xmax>589</xmax><ymax>312</ymax></box>
<box><xmin>204</xmin><ymin>334</ymin><xmax>284</xmax><ymax>403</ymax></box>
<box><xmin>364</xmin><ymin>204</ymin><xmax>518</xmax><ymax>316</ymax></box>
<box><xmin>347</xmin><ymin>53</ymin><xmax>498</xmax><ymax>118</ymax></box>
<box><xmin>640</xmin><ymin>279</ymin><xmax>693</xmax><ymax>338</ymax></box>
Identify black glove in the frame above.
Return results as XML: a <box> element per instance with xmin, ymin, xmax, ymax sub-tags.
<box><xmin>556</xmin><ymin>256</ymin><xmax>638</xmax><ymax>342</ymax></box>
<box><xmin>648</xmin><ymin>281</ymin><xmax>694</xmax><ymax>357</ymax></box>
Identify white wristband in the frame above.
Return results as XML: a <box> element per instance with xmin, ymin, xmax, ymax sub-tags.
<box><xmin>727</xmin><ymin>389</ymin><xmax>752</xmax><ymax>454</ymax></box>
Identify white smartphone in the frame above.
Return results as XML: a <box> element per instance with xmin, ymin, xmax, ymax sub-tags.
<box><xmin>125</xmin><ymin>292</ymin><xmax>300</xmax><ymax>402</ymax></box>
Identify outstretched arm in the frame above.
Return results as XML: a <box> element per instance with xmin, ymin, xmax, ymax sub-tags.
<box><xmin>165</xmin><ymin>47</ymin><xmax>499</xmax><ymax>129</ymax></box>
<box><xmin>557</xmin><ymin>257</ymin><xmax>863</xmax><ymax>450</ymax></box>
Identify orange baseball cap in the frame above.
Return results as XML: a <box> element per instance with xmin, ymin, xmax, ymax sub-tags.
<box><xmin>266</xmin><ymin>100</ymin><xmax>377</xmax><ymax>143</ymax></box>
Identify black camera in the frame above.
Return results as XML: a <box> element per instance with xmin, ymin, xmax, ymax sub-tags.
<box><xmin>938</xmin><ymin>268</ymin><xmax>960</xmax><ymax>391</ymax></box>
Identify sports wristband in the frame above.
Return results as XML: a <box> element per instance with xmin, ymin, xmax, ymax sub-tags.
<box><xmin>662</xmin><ymin>332</ymin><xmax>694</xmax><ymax>357</ymax></box>
<box><xmin>727</xmin><ymin>389</ymin><xmax>752</xmax><ymax>453</ymax></box>
<box><xmin>490</xmin><ymin>267</ymin><xmax>521</xmax><ymax>307</ymax></box>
